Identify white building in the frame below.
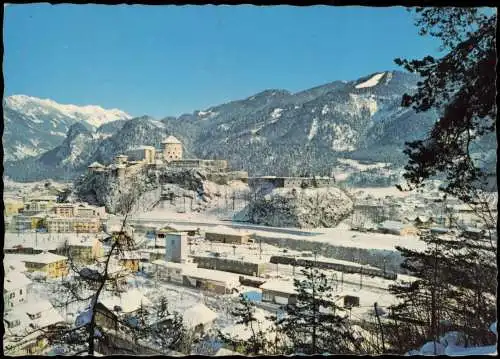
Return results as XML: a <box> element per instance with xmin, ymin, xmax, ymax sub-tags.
<box><xmin>3</xmin><ymin>299</ymin><xmax>65</xmax><ymax>355</ymax></box>
<box><xmin>165</xmin><ymin>232</ymin><xmax>188</xmax><ymax>263</ymax></box>
<box><xmin>3</xmin><ymin>270</ymin><xmax>32</xmax><ymax>311</ymax></box>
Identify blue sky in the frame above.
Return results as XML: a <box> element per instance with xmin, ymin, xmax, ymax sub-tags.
<box><xmin>4</xmin><ymin>4</ymin><xmax>443</xmax><ymax>118</ymax></box>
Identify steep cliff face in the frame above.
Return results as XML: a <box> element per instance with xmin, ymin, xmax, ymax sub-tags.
<box><xmin>73</xmin><ymin>165</ymin><xmax>249</xmax><ymax>215</ymax></box>
<box><xmin>239</xmin><ymin>187</ymin><xmax>354</xmax><ymax>228</ymax></box>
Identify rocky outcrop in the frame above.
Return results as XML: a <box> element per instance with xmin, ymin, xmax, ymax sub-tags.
<box><xmin>73</xmin><ymin>165</ymin><xmax>249</xmax><ymax>215</ymax></box>
<box><xmin>240</xmin><ymin>187</ymin><xmax>354</xmax><ymax>228</ymax></box>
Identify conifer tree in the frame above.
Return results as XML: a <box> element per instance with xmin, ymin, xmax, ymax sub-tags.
<box><xmin>218</xmin><ymin>294</ymin><xmax>271</xmax><ymax>355</ymax></box>
<box><xmin>276</xmin><ymin>266</ymin><xmax>362</xmax><ymax>354</ymax></box>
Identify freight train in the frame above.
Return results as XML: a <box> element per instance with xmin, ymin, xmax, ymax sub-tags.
<box><xmin>269</xmin><ymin>255</ymin><xmax>397</xmax><ymax>280</ymax></box>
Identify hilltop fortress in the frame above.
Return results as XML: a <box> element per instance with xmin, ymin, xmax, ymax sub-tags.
<box><xmin>87</xmin><ymin>135</ymin><xmax>247</xmax><ymax>183</ymax></box>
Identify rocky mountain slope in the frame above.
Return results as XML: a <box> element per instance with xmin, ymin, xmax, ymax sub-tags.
<box><xmin>235</xmin><ymin>187</ymin><xmax>354</xmax><ymax>228</ymax></box>
<box><xmin>2</xmin><ymin>95</ymin><xmax>131</xmax><ymax>161</ymax></box>
<box><xmin>5</xmin><ymin>70</ymin><xmax>494</xmax><ymax>183</ymax></box>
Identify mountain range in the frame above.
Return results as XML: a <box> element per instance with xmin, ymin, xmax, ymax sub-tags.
<box><xmin>3</xmin><ymin>95</ymin><xmax>131</xmax><ymax>162</ymax></box>
<box><xmin>5</xmin><ymin>70</ymin><xmax>492</xmax><ymax>183</ymax></box>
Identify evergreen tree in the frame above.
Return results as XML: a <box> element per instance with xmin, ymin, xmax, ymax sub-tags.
<box><xmin>218</xmin><ymin>294</ymin><xmax>271</xmax><ymax>355</ymax></box>
<box><xmin>395</xmin><ymin>8</ymin><xmax>496</xmax><ymax>225</ymax></box>
<box><xmin>277</xmin><ymin>266</ymin><xmax>362</xmax><ymax>354</ymax></box>
<box><xmin>387</xmin><ymin>229</ymin><xmax>496</xmax><ymax>352</ymax></box>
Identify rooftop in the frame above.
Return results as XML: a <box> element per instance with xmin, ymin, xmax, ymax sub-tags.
<box><xmin>182</xmin><ymin>303</ymin><xmax>217</xmax><ymax>329</ymax></box>
<box><xmin>259</xmin><ymin>279</ymin><xmax>297</xmax><ymax>295</ymax></box>
<box><xmin>162</xmin><ymin>135</ymin><xmax>181</xmax><ymax>144</ymax></box>
<box><xmin>100</xmin><ymin>288</ymin><xmax>152</xmax><ymax>314</ymax></box>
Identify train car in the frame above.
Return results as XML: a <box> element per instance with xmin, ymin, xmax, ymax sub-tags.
<box><xmin>269</xmin><ymin>255</ymin><xmax>398</xmax><ymax>280</ymax></box>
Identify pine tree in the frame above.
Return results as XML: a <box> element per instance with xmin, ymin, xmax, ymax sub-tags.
<box><xmin>277</xmin><ymin>266</ymin><xmax>362</xmax><ymax>354</ymax></box>
<box><xmin>218</xmin><ymin>294</ymin><xmax>270</xmax><ymax>355</ymax></box>
<box><xmin>387</xmin><ymin>229</ymin><xmax>496</xmax><ymax>352</ymax></box>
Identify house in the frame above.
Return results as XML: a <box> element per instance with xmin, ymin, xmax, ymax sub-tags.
<box><xmin>15</xmin><ymin>252</ymin><xmax>69</xmax><ymax>278</ymax></box>
<box><xmin>259</xmin><ymin>280</ymin><xmax>298</xmax><ymax>305</ymax></box>
<box><xmin>192</xmin><ymin>255</ymin><xmax>268</xmax><ymax>277</ymax></box>
<box><xmin>378</xmin><ymin>220</ymin><xmax>419</xmax><ymax>236</ymax></box>
<box><xmin>96</xmin><ymin>289</ymin><xmax>153</xmax><ymax>331</ymax></box>
<box><xmin>4</xmin><ymin>199</ymin><xmax>24</xmax><ymax>216</ymax></box>
<box><xmin>205</xmin><ymin>226</ymin><xmax>253</xmax><ymax>244</ymax></box>
<box><xmin>54</xmin><ymin>236</ymin><xmax>104</xmax><ymax>264</ymax></box>
<box><xmin>182</xmin><ymin>303</ymin><xmax>218</xmax><ymax>334</ymax></box>
<box><xmin>3</xmin><ymin>299</ymin><xmax>65</xmax><ymax>355</ymax></box>
<box><xmin>152</xmin><ymin>259</ymin><xmax>198</xmax><ymax>284</ymax></box>
<box><xmin>182</xmin><ymin>266</ymin><xmax>240</xmax><ymax>294</ymax></box>
<box><xmin>3</xmin><ymin>270</ymin><xmax>32</xmax><ymax>311</ymax></box>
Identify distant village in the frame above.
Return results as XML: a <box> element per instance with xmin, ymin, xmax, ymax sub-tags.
<box><xmin>3</xmin><ymin>134</ymin><xmax>496</xmax><ymax>356</ymax></box>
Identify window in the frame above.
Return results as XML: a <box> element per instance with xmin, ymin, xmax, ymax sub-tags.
<box><xmin>19</xmin><ymin>289</ymin><xmax>23</xmax><ymax>295</ymax></box>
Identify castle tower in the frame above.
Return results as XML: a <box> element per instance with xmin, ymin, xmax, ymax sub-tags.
<box><xmin>162</xmin><ymin>135</ymin><xmax>182</xmax><ymax>163</ymax></box>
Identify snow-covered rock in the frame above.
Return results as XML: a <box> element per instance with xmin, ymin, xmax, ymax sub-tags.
<box><xmin>242</xmin><ymin>187</ymin><xmax>354</xmax><ymax>228</ymax></box>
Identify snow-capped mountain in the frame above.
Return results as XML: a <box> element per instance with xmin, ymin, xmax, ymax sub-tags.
<box><xmin>3</xmin><ymin>95</ymin><xmax>132</xmax><ymax>161</ymax></box>
<box><xmin>6</xmin><ymin>70</ymin><xmax>493</xmax><ymax>183</ymax></box>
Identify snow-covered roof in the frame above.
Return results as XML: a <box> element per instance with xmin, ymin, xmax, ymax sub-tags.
<box><xmin>4</xmin><ymin>270</ymin><xmax>32</xmax><ymax>292</ymax></box>
<box><xmin>152</xmin><ymin>259</ymin><xmax>198</xmax><ymax>270</ymax></box>
<box><xmin>259</xmin><ymin>280</ymin><xmax>297</xmax><ymax>295</ymax></box>
<box><xmin>131</xmin><ymin>145</ymin><xmax>156</xmax><ymax>150</ymax></box>
<box><xmin>100</xmin><ymin>289</ymin><xmax>152</xmax><ymax>314</ymax></box>
<box><xmin>182</xmin><ymin>266</ymin><xmax>240</xmax><ymax>286</ymax></box>
<box><xmin>88</xmin><ymin>161</ymin><xmax>105</xmax><ymax>168</ymax></box>
<box><xmin>182</xmin><ymin>303</ymin><xmax>217</xmax><ymax>329</ymax></box>
<box><xmin>162</xmin><ymin>223</ymin><xmax>199</xmax><ymax>232</ymax></box>
<box><xmin>4</xmin><ymin>299</ymin><xmax>64</xmax><ymax>338</ymax></box>
<box><xmin>205</xmin><ymin>225</ymin><xmax>253</xmax><ymax>236</ymax></box>
<box><xmin>162</xmin><ymin>135</ymin><xmax>181</xmax><ymax>144</ymax></box>
<box><xmin>5</xmin><ymin>252</ymin><xmax>68</xmax><ymax>265</ymax></box>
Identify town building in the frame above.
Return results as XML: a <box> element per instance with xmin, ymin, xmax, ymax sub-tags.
<box><xmin>52</xmin><ymin>203</ymin><xmax>78</xmax><ymax>217</ymax></box>
<box><xmin>3</xmin><ymin>299</ymin><xmax>65</xmax><ymax>355</ymax></box>
<box><xmin>165</xmin><ymin>232</ymin><xmax>189</xmax><ymax>263</ymax></box>
<box><xmin>54</xmin><ymin>236</ymin><xmax>104</xmax><ymax>264</ymax></box>
<box><xmin>3</xmin><ymin>270</ymin><xmax>32</xmax><ymax>311</ymax></box>
<box><xmin>11</xmin><ymin>252</ymin><xmax>70</xmax><ymax>278</ymax></box>
<box><xmin>260</xmin><ymin>280</ymin><xmax>298</xmax><ymax>305</ymax></box>
<box><xmin>88</xmin><ymin>289</ymin><xmax>153</xmax><ymax>332</ymax></box>
<box><xmin>162</xmin><ymin>135</ymin><xmax>183</xmax><ymax>162</ymax></box>
<box><xmin>182</xmin><ymin>266</ymin><xmax>240</xmax><ymax>294</ymax></box>
<box><xmin>73</xmin><ymin>217</ymin><xmax>102</xmax><ymax>233</ymax></box>
<box><xmin>152</xmin><ymin>259</ymin><xmax>198</xmax><ymax>284</ymax></box>
<box><xmin>204</xmin><ymin>226</ymin><xmax>254</xmax><ymax>244</ymax></box>
<box><xmin>192</xmin><ymin>255</ymin><xmax>268</xmax><ymax>277</ymax></box>
<box><xmin>12</xmin><ymin>214</ymin><xmax>46</xmax><ymax>231</ymax></box>
<box><xmin>4</xmin><ymin>199</ymin><xmax>25</xmax><ymax>216</ymax></box>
